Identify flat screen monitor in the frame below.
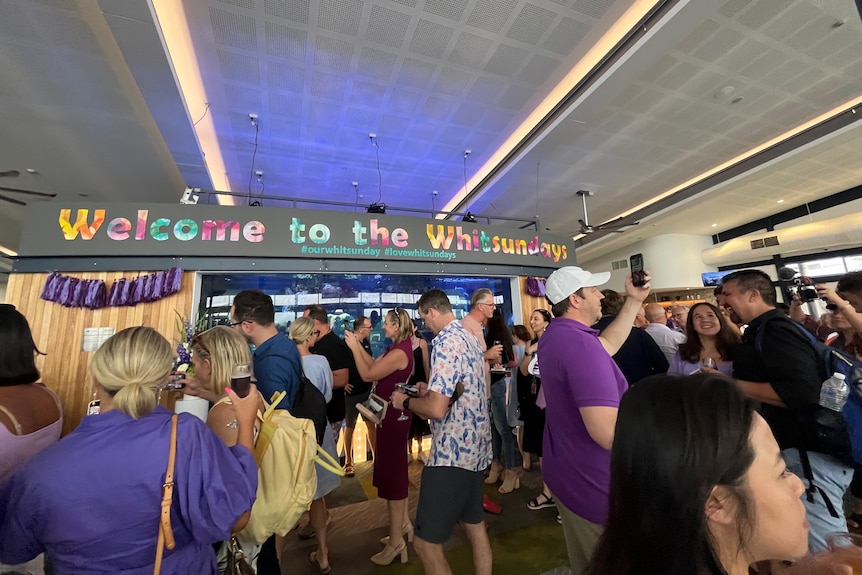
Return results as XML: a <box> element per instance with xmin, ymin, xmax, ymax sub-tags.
<box><xmin>701</xmin><ymin>271</ymin><xmax>730</xmax><ymax>286</ymax></box>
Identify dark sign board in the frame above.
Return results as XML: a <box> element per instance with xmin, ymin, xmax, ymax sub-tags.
<box><xmin>19</xmin><ymin>204</ymin><xmax>574</xmax><ymax>269</ymax></box>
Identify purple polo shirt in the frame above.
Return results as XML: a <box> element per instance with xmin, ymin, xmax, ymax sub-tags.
<box><xmin>538</xmin><ymin>317</ymin><xmax>627</xmax><ymax>525</ymax></box>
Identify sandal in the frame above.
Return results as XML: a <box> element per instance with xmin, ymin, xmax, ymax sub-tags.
<box><xmin>527</xmin><ymin>492</ymin><xmax>555</xmax><ymax>510</ymax></box>
<box><xmin>344</xmin><ymin>463</ymin><xmax>355</xmax><ymax>477</ymax></box>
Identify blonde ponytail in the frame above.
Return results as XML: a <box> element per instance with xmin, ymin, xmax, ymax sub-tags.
<box><xmin>91</xmin><ymin>326</ymin><xmax>172</xmax><ymax>419</ymax></box>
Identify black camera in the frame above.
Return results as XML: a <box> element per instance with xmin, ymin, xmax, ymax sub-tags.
<box><xmin>779</xmin><ymin>267</ymin><xmax>818</xmax><ymax>302</ymax></box>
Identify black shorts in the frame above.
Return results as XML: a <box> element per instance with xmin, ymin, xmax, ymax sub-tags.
<box><xmin>414</xmin><ymin>466</ymin><xmax>484</xmax><ymax>544</ymax></box>
<box><xmin>344</xmin><ymin>389</ymin><xmax>370</xmax><ymax>427</ymax></box>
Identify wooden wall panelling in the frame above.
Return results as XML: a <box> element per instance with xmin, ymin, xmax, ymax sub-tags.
<box><xmin>6</xmin><ymin>271</ymin><xmax>196</xmax><ymax>435</ymax></box>
<box><xmin>518</xmin><ymin>276</ymin><xmax>552</xmax><ymax>330</ymax></box>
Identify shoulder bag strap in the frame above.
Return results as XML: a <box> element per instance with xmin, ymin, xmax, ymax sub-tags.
<box><xmin>154</xmin><ymin>414</ymin><xmax>179</xmax><ymax>575</ymax></box>
<box><xmin>0</xmin><ymin>404</ymin><xmax>23</xmax><ymax>435</ymax></box>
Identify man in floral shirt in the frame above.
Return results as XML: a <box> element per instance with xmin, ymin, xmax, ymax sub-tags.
<box><xmin>391</xmin><ymin>289</ymin><xmax>492</xmax><ymax>575</ymax></box>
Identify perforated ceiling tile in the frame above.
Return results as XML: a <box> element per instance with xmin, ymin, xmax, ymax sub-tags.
<box><xmin>410</xmin><ymin>19</ymin><xmax>455</xmax><ymax>59</ymax></box>
<box><xmin>392</xmin><ymin>0</ymin><xmax>418</xmax><ymax>7</ymax></box>
<box><xmin>806</xmin><ymin>25</ymin><xmax>858</xmax><ymax>61</ymax></box>
<box><xmin>267</xmin><ymin>60</ymin><xmax>304</xmax><ymax>91</ymax></box>
<box><xmin>691</xmin><ymin>28</ymin><xmax>745</xmax><ymax>63</ymax></box>
<box><xmin>219</xmin><ymin>0</ymin><xmax>255</xmax><ymax>10</ymax></box>
<box><xmin>468</xmin><ymin>75</ymin><xmax>506</xmax><ymax>101</ymax></box>
<box><xmin>314</xmin><ymin>34</ymin><xmax>355</xmax><ymax>72</ymax></box>
<box><xmin>217</xmin><ymin>49</ymin><xmax>261</xmax><ymax>83</ymax></box>
<box><xmin>366</xmin><ymin>5</ymin><xmax>411</xmax><ymax>49</ymax></box>
<box><xmin>210</xmin><ymin>7</ymin><xmax>258</xmax><ymax>51</ymax></box>
<box><xmin>397</xmin><ymin>57</ymin><xmax>438</xmax><ymax>88</ymax></box>
<box><xmin>675</xmin><ymin>19</ymin><xmax>721</xmax><ymax>53</ymax></box>
<box><xmin>497</xmin><ymin>84</ymin><xmax>534</xmax><ymax>110</ymax></box>
<box><xmin>0</xmin><ymin>2</ymin><xmax>37</xmax><ymax>41</ymax></box>
<box><xmin>310</xmin><ymin>70</ymin><xmax>347</xmax><ymax>100</ymax></box>
<box><xmin>387</xmin><ymin>88</ymin><xmax>425</xmax><ymax>114</ymax></box>
<box><xmin>451</xmin><ymin>101</ymin><xmax>488</xmax><ymax>126</ymax></box>
<box><xmin>423</xmin><ymin>0</ymin><xmax>468</xmax><ymax>22</ymax></box>
<box><xmin>264</xmin><ymin>0</ymin><xmax>309</xmax><ymax>24</ymax></box>
<box><xmin>763</xmin><ymin>2</ymin><xmax>821</xmax><ymax>42</ymax></box>
<box><xmin>318</xmin><ymin>0</ymin><xmax>362</xmax><ymax>37</ymax></box>
<box><xmin>449</xmin><ymin>32</ymin><xmax>493</xmax><ymax>68</ymax></box>
<box><xmin>572</xmin><ymin>0</ymin><xmax>614</xmax><ymax>20</ymax></box>
<box><xmin>516</xmin><ymin>53</ymin><xmax>560</xmax><ymax>84</ymax></box>
<box><xmin>433</xmin><ymin>67</ymin><xmax>473</xmax><ymax>97</ymax></box>
<box><xmin>224</xmin><ymin>84</ymin><xmax>263</xmax><ymax>109</ymax></box>
<box><xmin>268</xmin><ymin>91</ymin><xmax>302</xmax><ymax>116</ymax></box>
<box><xmin>351</xmin><ymin>79</ymin><xmax>388</xmax><ymax>108</ymax></box>
<box><xmin>484</xmin><ymin>43</ymin><xmax>528</xmax><ymax>76</ymax></box>
<box><xmin>265</xmin><ymin>21</ymin><xmax>307</xmax><ymax>61</ymax></box>
<box><xmin>422</xmin><ymin>95</ymin><xmax>455</xmax><ymax>120</ymax></box>
<box><xmin>655</xmin><ymin>61</ymin><xmax>702</xmax><ymax>91</ymax></box>
<box><xmin>736</xmin><ymin>1</ymin><xmax>785</xmax><ymax>31</ymax></box>
<box><xmin>466</xmin><ymin>0</ymin><xmax>517</xmax><ymax>34</ymax></box>
<box><xmin>357</xmin><ymin>47</ymin><xmax>399</xmax><ymax>81</ymax></box>
<box><xmin>506</xmin><ymin>3</ymin><xmax>556</xmax><ymax>45</ymax></box>
<box><xmin>543</xmin><ymin>16</ymin><xmax>589</xmax><ymax>55</ymax></box>
<box><xmin>825</xmin><ymin>41</ymin><xmax>862</xmax><ymax>69</ymax></box>
<box><xmin>33</xmin><ymin>8</ymin><xmax>101</xmax><ymax>54</ymax></box>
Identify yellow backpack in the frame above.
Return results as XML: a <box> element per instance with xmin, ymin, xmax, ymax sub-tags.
<box><xmin>228</xmin><ymin>392</ymin><xmax>343</xmax><ymax>545</ymax></box>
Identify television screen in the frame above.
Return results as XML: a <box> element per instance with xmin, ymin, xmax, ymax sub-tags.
<box><xmin>701</xmin><ymin>271</ymin><xmax>730</xmax><ymax>286</ymax></box>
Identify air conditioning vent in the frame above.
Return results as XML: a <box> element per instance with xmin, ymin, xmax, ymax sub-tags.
<box><xmin>750</xmin><ymin>238</ymin><xmax>765</xmax><ymax>249</ymax></box>
<box><xmin>763</xmin><ymin>235</ymin><xmax>780</xmax><ymax>247</ymax></box>
<box><xmin>611</xmin><ymin>259</ymin><xmax>628</xmax><ymax>270</ymax></box>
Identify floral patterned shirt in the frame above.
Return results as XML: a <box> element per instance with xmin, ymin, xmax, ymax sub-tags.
<box><xmin>426</xmin><ymin>320</ymin><xmax>492</xmax><ymax>472</ymax></box>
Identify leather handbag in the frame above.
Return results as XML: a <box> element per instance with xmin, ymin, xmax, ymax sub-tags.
<box><xmin>153</xmin><ymin>414</ymin><xmax>178</xmax><ymax>575</ymax></box>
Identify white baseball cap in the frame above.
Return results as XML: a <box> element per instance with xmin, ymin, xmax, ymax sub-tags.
<box><xmin>545</xmin><ymin>266</ymin><xmax>611</xmax><ymax>305</ymax></box>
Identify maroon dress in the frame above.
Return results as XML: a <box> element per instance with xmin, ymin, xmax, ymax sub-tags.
<box><xmin>372</xmin><ymin>338</ymin><xmax>415</xmax><ymax>500</ymax></box>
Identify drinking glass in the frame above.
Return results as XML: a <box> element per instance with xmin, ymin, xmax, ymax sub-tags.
<box><xmin>701</xmin><ymin>357</ymin><xmax>717</xmax><ymax>370</ymax></box>
<box><xmin>396</xmin><ymin>383</ymin><xmax>410</xmax><ymax>422</ymax></box>
<box><xmin>226</xmin><ymin>364</ymin><xmax>252</xmax><ymax>428</ymax></box>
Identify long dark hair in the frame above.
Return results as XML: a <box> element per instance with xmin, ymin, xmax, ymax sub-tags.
<box><xmin>587</xmin><ymin>373</ymin><xmax>756</xmax><ymax>575</ymax></box>
<box><xmin>678</xmin><ymin>302</ymin><xmax>739</xmax><ymax>363</ymax></box>
<box><xmin>0</xmin><ymin>305</ymin><xmax>43</xmax><ymax>386</ymax></box>
<box><xmin>486</xmin><ymin>309</ymin><xmax>514</xmax><ymax>363</ymax></box>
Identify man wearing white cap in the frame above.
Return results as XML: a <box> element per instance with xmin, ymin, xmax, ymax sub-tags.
<box><xmin>539</xmin><ymin>265</ymin><xmax>650</xmax><ymax>573</ymax></box>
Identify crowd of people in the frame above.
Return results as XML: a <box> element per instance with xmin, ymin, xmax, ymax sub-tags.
<box><xmin>3</xmin><ymin>268</ymin><xmax>862</xmax><ymax>574</ymax></box>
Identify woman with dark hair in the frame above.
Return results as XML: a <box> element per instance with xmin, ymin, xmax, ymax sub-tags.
<box><xmin>484</xmin><ymin>309</ymin><xmax>519</xmax><ymax>493</ymax></box>
<box><xmin>668</xmin><ymin>302</ymin><xmax>738</xmax><ymax>376</ymax></box>
<box><xmin>510</xmin><ymin>324</ymin><xmax>532</xmax><ymax>465</ymax></box>
<box><xmin>0</xmin><ymin>304</ymin><xmax>62</xmax><ymax>485</ymax></box>
<box><xmin>345</xmin><ymin>308</ymin><xmax>415</xmax><ymax>566</ymax></box>
<box><xmin>519</xmin><ymin>308</ymin><xmax>553</xmax><ymax>507</ymax></box>
<box><xmin>587</xmin><ymin>372</ymin><xmax>816</xmax><ymax>575</ymax></box>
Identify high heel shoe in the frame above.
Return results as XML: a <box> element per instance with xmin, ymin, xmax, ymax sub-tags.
<box><xmin>380</xmin><ymin>522</ymin><xmax>414</xmax><ymax>544</ymax></box>
<box><xmin>498</xmin><ymin>471</ymin><xmax>520</xmax><ymax>494</ymax></box>
<box><xmin>370</xmin><ymin>539</ymin><xmax>408</xmax><ymax>565</ymax></box>
<box><xmin>484</xmin><ymin>466</ymin><xmax>502</xmax><ymax>484</ymax></box>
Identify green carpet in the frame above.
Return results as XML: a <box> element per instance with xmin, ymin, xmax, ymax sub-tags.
<box><xmin>368</xmin><ymin>521</ymin><xmax>568</xmax><ymax>575</ymax></box>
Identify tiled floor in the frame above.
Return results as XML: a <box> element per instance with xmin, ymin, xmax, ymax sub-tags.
<box><xmin>279</xmin><ymin>455</ymin><xmax>571</xmax><ymax>574</ymax></box>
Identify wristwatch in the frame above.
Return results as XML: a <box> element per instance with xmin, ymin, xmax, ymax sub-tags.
<box><xmin>403</xmin><ymin>397</ymin><xmax>411</xmax><ymax>411</ymax></box>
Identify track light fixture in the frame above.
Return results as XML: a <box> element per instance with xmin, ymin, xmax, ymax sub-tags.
<box><xmin>462</xmin><ymin>212</ymin><xmax>477</xmax><ymax>223</ymax></box>
<box><xmin>366</xmin><ymin>203</ymin><xmax>386</xmax><ymax>214</ymax></box>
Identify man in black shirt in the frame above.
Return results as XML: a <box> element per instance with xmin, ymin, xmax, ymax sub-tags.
<box><xmin>343</xmin><ymin>316</ymin><xmax>375</xmax><ymax>477</ymax></box>
<box><xmin>304</xmin><ymin>305</ymin><xmax>351</xmax><ymax>446</ymax></box>
<box><xmin>721</xmin><ymin>270</ymin><xmax>852</xmax><ymax>551</ymax></box>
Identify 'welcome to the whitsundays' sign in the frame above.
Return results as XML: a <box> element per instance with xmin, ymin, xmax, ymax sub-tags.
<box><xmin>19</xmin><ymin>203</ymin><xmax>573</xmax><ymax>268</ymax></box>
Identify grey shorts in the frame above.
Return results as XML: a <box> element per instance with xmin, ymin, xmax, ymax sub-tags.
<box><xmin>345</xmin><ymin>389</ymin><xmax>370</xmax><ymax>427</ymax></box>
<box><xmin>415</xmin><ymin>466</ymin><xmax>484</xmax><ymax>544</ymax></box>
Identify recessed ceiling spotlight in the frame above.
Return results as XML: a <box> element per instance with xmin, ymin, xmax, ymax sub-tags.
<box><xmin>731</xmin><ymin>96</ymin><xmax>745</xmax><ymax>104</ymax></box>
<box><xmin>711</xmin><ymin>223</ymin><xmax>717</xmax><ymax>227</ymax></box>
<box><xmin>714</xmin><ymin>85</ymin><xmax>735</xmax><ymax>99</ymax></box>
<box><xmin>78</xmin><ymin>193</ymin><xmax>89</xmax><ymax>198</ymax></box>
<box><xmin>777</xmin><ymin>199</ymin><xmax>784</xmax><ymax>204</ymax></box>
<box><xmin>26</xmin><ymin>168</ymin><xmax>38</xmax><ymax>174</ymax></box>
<box><xmin>833</xmin><ymin>18</ymin><xmax>848</xmax><ymax>28</ymax></box>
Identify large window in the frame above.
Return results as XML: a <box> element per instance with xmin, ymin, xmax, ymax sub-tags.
<box><xmin>199</xmin><ymin>273</ymin><xmax>512</xmax><ymax>356</ymax></box>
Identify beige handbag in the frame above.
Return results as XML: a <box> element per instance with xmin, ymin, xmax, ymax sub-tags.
<box><xmin>356</xmin><ymin>393</ymin><xmax>389</xmax><ymax>426</ymax></box>
<box><xmin>153</xmin><ymin>414</ymin><xmax>178</xmax><ymax>575</ymax></box>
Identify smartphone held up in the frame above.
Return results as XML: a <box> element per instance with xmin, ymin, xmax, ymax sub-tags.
<box><xmin>630</xmin><ymin>253</ymin><xmax>646</xmax><ymax>287</ymax></box>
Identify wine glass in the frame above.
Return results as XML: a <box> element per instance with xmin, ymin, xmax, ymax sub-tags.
<box><xmin>226</xmin><ymin>364</ymin><xmax>252</xmax><ymax>428</ymax></box>
<box><xmin>396</xmin><ymin>383</ymin><xmax>410</xmax><ymax>421</ymax></box>
<box><xmin>701</xmin><ymin>357</ymin><xmax>717</xmax><ymax>371</ymax></box>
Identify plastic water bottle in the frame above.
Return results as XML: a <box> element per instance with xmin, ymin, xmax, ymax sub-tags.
<box><xmin>819</xmin><ymin>372</ymin><xmax>849</xmax><ymax>411</ymax></box>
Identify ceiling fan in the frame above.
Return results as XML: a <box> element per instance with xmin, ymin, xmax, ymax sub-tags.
<box><xmin>574</xmin><ymin>189</ymin><xmax>639</xmax><ymax>235</ymax></box>
<box><xmin>0</xmin><ymin>170</ymin><xmax>57</xmax><ymax>206</ymax></box>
